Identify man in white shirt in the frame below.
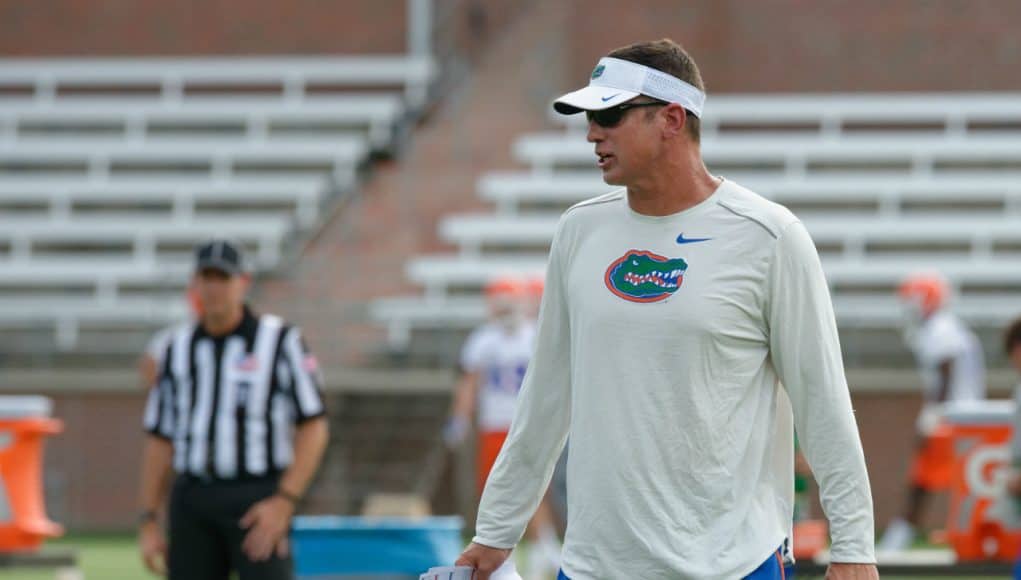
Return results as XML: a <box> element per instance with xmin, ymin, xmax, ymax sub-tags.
<box><xmin>455</xmin><ymin>39</ymin><xmax>877</xmax><ymax>579</ymax></box>
<box><xmin>879</xmin><ymin>274</ymin><xmax>987</xmax><ymax>551</ymax></box>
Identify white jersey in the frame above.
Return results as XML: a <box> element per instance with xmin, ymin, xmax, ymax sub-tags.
<box><xmin>460</xmin><ymin>321</ymin><xmax>536</xmax><ymax>432</ymax></box>
<box><xmin>145</xmin><ymin>326</ymin><xmax>176</xmax><ymax>367</ymax></box>
<box><xmin>908</xmin><ymin>310</ymin><xmax>985</xmax><ymax>403</ymax></box>
<box><xmin>473</xmin><ymin>180</ymin><xmax>875</xmax><ymax>579</ymax></box>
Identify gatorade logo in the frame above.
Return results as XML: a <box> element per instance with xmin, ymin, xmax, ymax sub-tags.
<box><xmin>965</xmin><ymin>444</ymin><xmax>1009</xmax><ymax>498</ymax></box>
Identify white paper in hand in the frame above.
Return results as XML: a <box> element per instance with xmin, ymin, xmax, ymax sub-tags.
<box><xmin>421</xmin><ymin>566</ymin><xmax>473</xmax><ymax>580</ymax></box>
<box><xmin>420</xmin><ymin>559</ymin><xmax>522</xmax><ymax>580</ymax></box>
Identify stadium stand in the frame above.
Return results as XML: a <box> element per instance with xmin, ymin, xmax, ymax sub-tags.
<box><xmin>372</xmin><ymin>93</ymin><xmax>1021</xmax><ymax>367</ymax></box>
<box><xmin>0</xmin><ymin>55</ymin><xmax>436</xmax><ymax>360</ymax></box>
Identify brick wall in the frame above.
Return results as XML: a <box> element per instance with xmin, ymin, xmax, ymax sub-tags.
<box><xmin>0</xmin><ymin>0</ymin><xmax>526</xmax><ymax>58</ymax></box>
<box><xmin>564</xmin><ymin>0</ymin><xmax>1021</xmax><ymax>93</ymax></box>
<box><xmin>0</xmin><ymin>0</ymin><xmax>407</xmax><ymax>55</ymax></box>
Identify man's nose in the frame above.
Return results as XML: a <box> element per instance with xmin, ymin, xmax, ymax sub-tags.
<box><xmin>586</xmin><ymin>118</ymin><xmax>605</xmax><ymax>143</ymax></box>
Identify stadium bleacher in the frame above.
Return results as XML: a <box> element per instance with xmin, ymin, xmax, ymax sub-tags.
<box><xmin>372</xmin><ymin>93</ymin><xmax>1021</xmax><ymax>366</ymax></box>
<box><xmin>0</xmin><ymin>55</ymin><xmax>436</xmax><ymax>359</ymax></box>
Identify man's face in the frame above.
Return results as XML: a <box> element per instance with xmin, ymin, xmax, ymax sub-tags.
<box><xmin>587</xmin><ymin>98</ymin><xmax>666</xmax><ymax>186</ymax></box>
<box><xmin>193</xmin><ymin>268</ymin><xmax>248</xmax><ymax>319</ymax></box>
<box><xmin>1010</xmin><ymin>344</ymin><xmax>1021</xmax><ymax>375</ymax></box>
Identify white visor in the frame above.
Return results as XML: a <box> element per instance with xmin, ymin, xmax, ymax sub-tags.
<box><xmin>553</xmin><ymin>56</ymin><xmax>706</xmax><ymax>117</ymax></box>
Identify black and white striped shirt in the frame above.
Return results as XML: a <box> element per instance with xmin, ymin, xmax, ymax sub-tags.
<box><xmin>143</xmin><ymin>306</ymin><xmax>326</xmax><ymax>479</ymax></box>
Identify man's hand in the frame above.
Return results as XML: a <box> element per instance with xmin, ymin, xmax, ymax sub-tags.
<box><xmin>455</xmin><ymin>542</ymin><xmax>512</xmax><ymax>580</ymax></box>
<box><xmin>139</xmin><ymin>521</ymin><xmax>167</xmax><ymax>575</ymax></box>
<box><xmin>443</xmin><ymin>416</ymin><xmax>470</xmax><ymax>448</ymax></box>
<box><xmin>826</xmin><ymin>563</ymin><xmax>879</xmax><ymax>579</ymax></box>
<box><xmin>239</xmin><ymin>495</ymin><xmax>294</xmax><ymax>562</ymax></box>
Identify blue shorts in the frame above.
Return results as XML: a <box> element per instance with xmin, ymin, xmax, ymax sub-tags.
<box><xmin>556</xmin><ymin>545</ymin><xmax>789</xmax><ymax>580</ymax></box>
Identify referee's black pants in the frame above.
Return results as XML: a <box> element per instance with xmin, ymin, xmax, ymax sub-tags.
<box><xmin>168</xmin><ymin>474</ymin><xmax>294</xmax><ymax>580</ymax></box>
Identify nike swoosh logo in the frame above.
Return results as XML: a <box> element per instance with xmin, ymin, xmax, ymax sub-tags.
<box><xmin>601</xmin><ymin>93</ymin><xmax>622</xmax><ymax>102</ymax></box>
<box><xmin>676</xmin><ymin>234</ymin><xmax>712</xmax><ymax>244</ymax></box>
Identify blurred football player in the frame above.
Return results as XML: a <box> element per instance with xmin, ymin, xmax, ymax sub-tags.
<box><xmin>879</xmin><ymin>273</ymin><xmax>986</xmax><ymax>552</ymax></box>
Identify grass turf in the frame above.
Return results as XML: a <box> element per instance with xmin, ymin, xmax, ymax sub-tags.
<box><xmin>0</xmin><ymin>533</ymin><xmax>154</xmax><ymax>580</ymax></box>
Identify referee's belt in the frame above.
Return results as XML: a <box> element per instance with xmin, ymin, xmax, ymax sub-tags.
<box><xmin>177</xmin><ymin>471</ymin><xmax>282</xmax><ymax>485</ymax></box>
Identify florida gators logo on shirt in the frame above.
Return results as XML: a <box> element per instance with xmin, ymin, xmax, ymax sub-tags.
<box><xmin>604</xmin><ymin>250</ymin><xmax>687</xmax><ymax>303</ymax></box>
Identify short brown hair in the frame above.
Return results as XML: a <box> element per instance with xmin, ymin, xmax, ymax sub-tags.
<box><xmin>1005</xmin><ymin>316</ymin><xmax>1021</xmax><ymax>356</ymax></box>
<box><xmin>607</xmin><ymin>39</ymin><xmax>704</xmax><ymax>143</ymax></box>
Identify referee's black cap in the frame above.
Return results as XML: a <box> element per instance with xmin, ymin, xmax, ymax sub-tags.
<box><xmin>194</xmin><ymin>238</ymin><xmax>246</xmax><ymax>276</ymax></box>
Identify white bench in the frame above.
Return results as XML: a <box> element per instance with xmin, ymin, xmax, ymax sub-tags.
<box><xmin>0</xmin><ymin>297</ymin><xmax>188</xmax><ymax>322</ymax></box>
<box><xmin>0</xmin><ymin>297</ymin><xmax>190</xmax><ymax>351</ymax></box>
<box><xmin>0</xmin><ymin>138</ymin><xmax>368</xmax><ymax>181</ymax></box>
<box><xmin>0</xmin><ymin>259</ymin><xmax>289</xmax><ymax>303</ymax></box>
<box><xmin>0</xmin><ymin>260</ymin><xmax>191</xmax><ymax>283</ymax></box>
<box><xmin>0</xmin><ymin>216</ymin><xmax>291</xmax><ymax>267</ymax></box>
<box><xmin>551</xmin><ymin>93</ymin><xmax>1021</xmax><ymax>138</ymax></box>
<box><xmin>0</xmin><ymin>56</ymin><xmax>437</xmax><ymax>110</ymax></box>
<box><xmin>0</xmin><ymin>95</ymin><xmax>406</xmax><ymax>151</ymax></box>
<box><xmin>0</xmin><ymin>177</ymin><xmax>335</xmax><ymax>228</ymax></box>
<box><xmin>406</xmin><ymin>254</ymin><xmax>549</xmax><ymax>299</ymax></box>
<box><xmin>514</xmin><ymin>133</ymin><xmax>1021</xmax><ymax>177</ymax></box>
<box><xmin>369</xmin><ymin>296</ymin><xmax>487</xmax><ymax>347</ymax></box>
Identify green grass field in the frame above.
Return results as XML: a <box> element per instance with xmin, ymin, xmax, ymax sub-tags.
<box><xmin>0</xmin><ymin>534</ymin><xmax>154</xmax><ymax>580</ymax></box>
<box><xmin>0</xmin><ymin>534</ymin><xmax>991</xmax><ymax>580</ymax></box>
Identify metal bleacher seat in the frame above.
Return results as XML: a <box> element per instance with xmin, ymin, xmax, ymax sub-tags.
<box><xmin>0</xmin><ymin>55</ymin><xmax>435</xmax><ymax>356</ymax></box>
<box><xmin>0</xmin><ymin>95</ymin><xmax>407</xmax><ymax>152</ymax></box>
<box><xmin>0</xmin><ymin>138</ymin><xmax>367</xmax><ymax>182</ymax></box>
<box><xmin>0</xmin><ymin>215</ymin><xmax>290</xmax><ymax>267</ymax></box>
<box><xmin>0</xmin><ymin>177</ymin><xmax>335</xmax><ymax>228</ymax></box>
<box><xmin>372</xmin><ymin>93</ymin><xmax>1021</xmax><ymax>360</ymax></box>
<box><xmin>0</xmin><ymin>56</ymin><xmax>436</xmax><ymax>109</ymax></box>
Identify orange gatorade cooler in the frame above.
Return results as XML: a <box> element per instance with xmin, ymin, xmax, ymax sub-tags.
<box><xmin>942</xmin><ymin>401</ymin><xmax>1021</xmax><ymax>562</ymax></box>
<box><xmin>0</xmin><ymin>396</ymin><xmax>63</xmax><ymax>552</ymax></box>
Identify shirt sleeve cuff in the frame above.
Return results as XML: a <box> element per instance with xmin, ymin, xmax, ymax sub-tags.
<box><xmin>295</xmin><ymin>410</ymin><xmax>327</xmax><ymax>424</ymax></box>
<box><xmin>470</xmin><ymin>536</ymin><xmax>517</xmax><ymax>551</ymax></box>
<box><xmin>144</xmin><ymin>428</ymin><xmax>173</xmax><ymax>441</ymax></box>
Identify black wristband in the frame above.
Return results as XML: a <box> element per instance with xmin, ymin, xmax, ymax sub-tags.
<box><xmin>138</xmin><ymin>510</ymin><xmax>158</xmax><ymax>525</ymax></box>
<box><xmin>276</xmin><ymin>488</ymin><xmax>301</xmax><ymax>505</ymax></box>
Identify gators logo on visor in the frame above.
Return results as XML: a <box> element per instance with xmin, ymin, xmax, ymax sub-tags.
<box><xmin>604</xmin><ymin>250</ymin><xmax>687</xmax><ymax>303</ymax></box>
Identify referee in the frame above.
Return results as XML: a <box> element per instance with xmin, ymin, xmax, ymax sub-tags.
<box><xmin>137</xmin><ymin>239</ymin><xmax>329</xmax><ymax>580</ymax></box>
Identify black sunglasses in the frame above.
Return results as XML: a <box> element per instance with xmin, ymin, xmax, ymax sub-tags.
<box><xmin>587</xmin><ymin>101</ymin><xmax>667</xmax><ymax>128</ymax></box>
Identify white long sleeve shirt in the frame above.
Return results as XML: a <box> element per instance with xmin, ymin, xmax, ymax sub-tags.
<box><xmin>473</xmin><ymin>180</ymin><xmax>875</xmax><ymax>579</ymax></box>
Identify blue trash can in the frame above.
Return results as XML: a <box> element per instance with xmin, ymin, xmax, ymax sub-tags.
<box><xmin>292</xmin><ymin>516</ymin><xmax>463</xmax><ymax>579</ymax></box>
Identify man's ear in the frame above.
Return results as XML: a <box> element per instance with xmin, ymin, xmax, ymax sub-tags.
<box><xmin>660</xmin><ymin>103</ymin><xmax>687</xmax><ymax>139</ymax></box>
